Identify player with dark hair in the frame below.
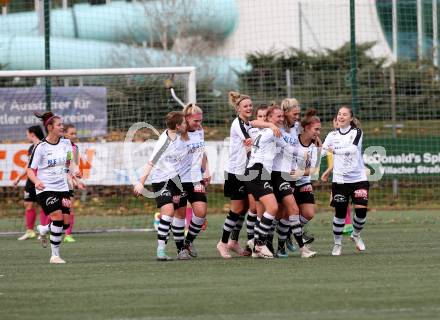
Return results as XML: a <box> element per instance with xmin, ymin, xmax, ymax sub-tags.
<box><xmin>134</xmin><ymin>111</ymin><xmax>188</xmax><ymax>261</ymax></box>
<box><xmin>29</xmin><ymin>112</ymin><xmax>81</xmax><ymax>264</ymax></box>
<box><xmin>292</xmin><ymin>109</ymin><xmax>322</xmax><ymax>251</ymax></box>
<box><xmin>14</xmin><ymin>125</ymin><xmax>45</xmax><ymax>241</ymax></box>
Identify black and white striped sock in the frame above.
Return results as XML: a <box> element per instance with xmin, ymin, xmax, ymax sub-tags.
<box><xmin>289</xmin><ymin>215</ymin><xmax>304</xmax><ymax>248</ymax></box>
<box><xmin>246</xmin><ymin>211</ymin><xmax>257</xmax><ymax>240</ymax></box>
<box><xmin>277</xmin><ymin>218</ymin><xmax>290</xmax><ymax>250</ymax></box>
<box><xmin>254</xmin><ymin>217</ymin><xmax>261</xmax><ymax>241</ymax></box>
<box><xmin>221</xmin><ymin>211</ymin><xmax>240</xmax><ymax>243</ymax></box>
<box><xmin>333</xmin><ymin>217</ymin><xmax>345</xmax><ymax>245</ymax></box>
<box><xmin>257</xmin><ymin>212</ymin><xmax>274</xmax><ymax>244</ymax></box>
<box><xmin>50</xmin><ymin>220</ymin><xmax>64</xmax><ymax>257</ymax></box>
<box><xmin>300</xmin><ymin>215</ymin><xmax>310</xmax><ymax>227</ymax></box>
<box><xmin>171</xmin><ymin>217</ymin><xmax>185</xmax><ymax>252</ymax></box>
<box><xmin>185</xmin><ymin>214</ymin><xmax>205</xmax><ymax>244</ymax></box>
<box><xmin>157</xmin><ymin>215</ymin><xmax>173</xmax><ymax>250</ymax></box>
<box><xmin>352</xmin><ymin>208</ymin><xmax>367</xmax><ymax>236</ymax></box>
<box><xmin>266</xmin><ymin>219</ymin><xmax>277</xmax><ymax>247</ymax></box>
<box><xmin>230</xmin><ymin>213</ymin><xmax>245</xmax><ymax>241</ymax></box>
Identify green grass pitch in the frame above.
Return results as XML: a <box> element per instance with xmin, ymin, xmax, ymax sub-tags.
<box><xmin>1</xmin><ymin>211</ymin><xmax>440</xmax><ymax>320</ymax></box>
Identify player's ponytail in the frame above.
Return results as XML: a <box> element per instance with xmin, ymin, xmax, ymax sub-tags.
<box><xmin>34</xmin><ymin>111</ymin><xmax>60</xmax><ymax>131</ymax></box>
<box><xmin>27</xmin><ymin>125</ymin><xmax>45</xmax><ymax>140</ymax></box>
<box><xmin>228</xmin><ymin>91</ymin><xmax>251</xmax><ymax>113</ymax></box>
<box><xmin>351</xmin><ymin>117</ymin><xmax>361</xmax><ymax>128</ymax></box>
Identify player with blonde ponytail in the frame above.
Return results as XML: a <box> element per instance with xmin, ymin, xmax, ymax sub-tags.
<box><xmin>175</xmin><ymin>103</ymin><xmax>210</xmax><ymax>258</ymax></box>
<box><xmin>217</xmin><ymin>92</ymin><xmax>281</xmax><ymax>259</ymax></box>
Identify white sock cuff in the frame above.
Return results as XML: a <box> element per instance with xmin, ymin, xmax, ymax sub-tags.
<box><xmin>191</xmin><ymin>214</ymin><xmax>205</xmax><ymax>226</ymax></box>
<box><xmin>161</xmin><ymin>214</ymin><xmax>173</xmax><ymax>223</ymax></box>
<box><xmin>263</xmin><ymin>211</ymin><xmax>274</xmax><ymax>220</ymax></box>
<box><xmin>247</xmin><ymin>211</ymin><xmax>257</xmax><ymax>217</ymax></box>
<box><xmin>172</xmin><ymin>217</ymin><xmax>185</xmax><ymax>227</ymax></box>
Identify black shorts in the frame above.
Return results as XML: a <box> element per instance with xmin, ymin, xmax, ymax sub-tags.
<box><xmin>331</xmin><ymin>181</ymin><xmax>369</xmax><ymax>207</ymax></box>
<box><xmin>69</xmin><ymin>190</ymin><xmax>74</xmax><ymax>197</ymax></box>
<box><xmin>224</xmin><ymin>172</ymin><xmax>247</xmax><ymax>200</ymax></box>
<box><xmin>294</xmin><ymin>183</ymin><xmax>315</xmax><ymax>205</ymax></box>
<box><xmin>271</xmin><ymin>171</ymin><xmax>294</xmax><ymax>203</ymax></box>
<box><xmin>244</xmin><ymin>163</ymin><xmax>274</xmax><ymax>201</ymax></box>
<box><xmin>152</xmin><ymin>177</ymin><xmax>183</xmax><ymax>209</ymax></box>
<box><xmin>178</xmin><ymin>181</ymin><xmax>207</xmax><ymax>207</ymax></box>
<box><xmin>24</xmin><ymin>186</ymin><xmax>37</xmax><ymax>202</ymax></box>
<box><xmin>36</xmin><ymin>191</ymin><xmax>71</xmax><ymax>215</ymax></box>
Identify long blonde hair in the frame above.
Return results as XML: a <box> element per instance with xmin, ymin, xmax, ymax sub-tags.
<box><xmin>182</xmin><ymin>103</ymin><xmax>203</xmax><ymax>140</ymax></box>
<box><xmin>228</xmin><ymin>91</ymin><xmax>251</xmax><ymax>113</ymax></box>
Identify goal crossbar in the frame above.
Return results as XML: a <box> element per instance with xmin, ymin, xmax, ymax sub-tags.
<box><xmin>0</xmin><ymin>66</ymin><xmax>197</xmax><ymax>103</ymax></box>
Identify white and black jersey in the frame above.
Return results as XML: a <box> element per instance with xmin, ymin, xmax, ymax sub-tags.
<box><xmin>149</xmin><ymin>130</ymin><xmax>186</xmax><ymax>183</ymax></box>
<box><xmin>295</xmin><ymin>135</ymin><xmax>319</xmax><ymax>186</ymax></box>
<box><xmin>28</xmin><ymin>138</ymin><xmax>73</xmax><ymax>194</ymax></box>
<box><xmin>226</xmin><ymin>117</ymin><xmax>252</xmax><ymax>175</ymax></box>
<box><xmin>272</xmin><ymin>127</ymin><xmax>300</xmax><ymax>173</ymax></box>
<box><xmin>322</xmin><ymin>125</ymin><xmax>366</xmax><ymax>184</ymax></box>
<box><xmin>179</xmin><ymin>129</ymin><xmax>205</xmax><ymax>183</ymax></box>
<box><xmin>248</xmin><ymin>127</ymin><xmax>261</xmax><ymax>140</ymax></box>
<box><xmin>247</xmin><ymin>128</ymin><xmax>293</xmax><ymax>174</ymax></box>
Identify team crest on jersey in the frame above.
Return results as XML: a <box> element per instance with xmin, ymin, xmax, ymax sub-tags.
<box><xmin>354</xmin><ymin>189</ymin><xmax>368</xmax><ymax>199</ymax></box>
<box><xmin>279</xmin><ymin>182</ymin><xmax>291</xmax><ymax>192</ymax></box>
<box><xmin>46</xmin><ymin>196</ymin><xmax>58</xmax><ymax>206</ymax></box>
<box><xmin>333</xmin><ymin>194</ymin><xmax>346</xmax><ymax>203</ymax></box>
<box><xmin>263</xmin><ymin>182</ymin><xmax>273</xmax><ymax>191</ymax></box>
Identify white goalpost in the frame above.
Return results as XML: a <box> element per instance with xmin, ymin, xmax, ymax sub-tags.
<box><xmin>0</xmin><ymin>67</ymin><xmax>197</xmax><ymax>234</ymax></box>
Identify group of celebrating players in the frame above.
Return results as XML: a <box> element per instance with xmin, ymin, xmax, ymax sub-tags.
<box><xmin>23</xmin><ymin>90</ymin><xmax>369</xmax><ymax>263</ymax></box>
<box><xmin>135</xmin><ymin>91</ymin><xmax>370</xmax><ymax>261</ymax></box>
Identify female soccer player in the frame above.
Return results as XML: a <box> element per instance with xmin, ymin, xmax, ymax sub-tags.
<box><xmin>244</xmin><ymin>105</ymin><xmax>305</xmax><ymax>258</ymax></box>
<box><xmin>134</xmin><ymin>111</ymin><xmax>188</xmax><ymax>261</ymax></box>
<box><xmin>293</xmin><ymin>109</ymin><xmax>322</xmax><ymax>250</ymax></box>
<box><xmin>63</xmin><ymin>124</ymin><xmax>85</xmax><ymax>243</ymax></box>
<box><xmin>29</xmin><ymin>112</ymin><xmax>80</xmax><ymax>264</ymax></box>
<box><xmin>217</xmin><ymin>94</ymin><xmax>278</xmax><ymax>259</ymax></box>
<box><xmin>241</xmin><ymin>105</ymin><xmax>268</xmax><ymax>251</ymax></box>
<box><xmin>14</xmin><ymin>126</ymin><xmax>45</xmax><ymax>241</ymax></box>
<box><xmin>322</xmin><ymin>106</ymin><xmax>369</xmax><ymax>256</ymax></box>
<box><xmin>271</xmin><ymin>107</ymin><xmax>317</xmax><ymax>259</ymax></box>
<box><xmin>321</xmin><ymin>117</ymin><xmax>353</xmax><ymax>235</ymax></box>
<box><xmin>175</xmin><ymin>103</ymin><xmax>211</xmax><ymax>258</ymax></box>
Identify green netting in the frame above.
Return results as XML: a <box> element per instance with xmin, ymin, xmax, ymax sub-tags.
<box><xmin>1</xmin><ymin>0</ymin><xmax>440</xmax><ymax>233</ymax></box>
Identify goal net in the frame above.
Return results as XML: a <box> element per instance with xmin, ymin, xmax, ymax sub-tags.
<box><xmin>0</xmin><ymin>67</ymin><xmax>197</xmax><ymax>233</ymax></box>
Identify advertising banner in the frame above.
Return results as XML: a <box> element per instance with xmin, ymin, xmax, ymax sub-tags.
<box><xmin>0</xmin><ymin>87</ymin><xmax>107</xmax><ymax>141</ymax></box>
